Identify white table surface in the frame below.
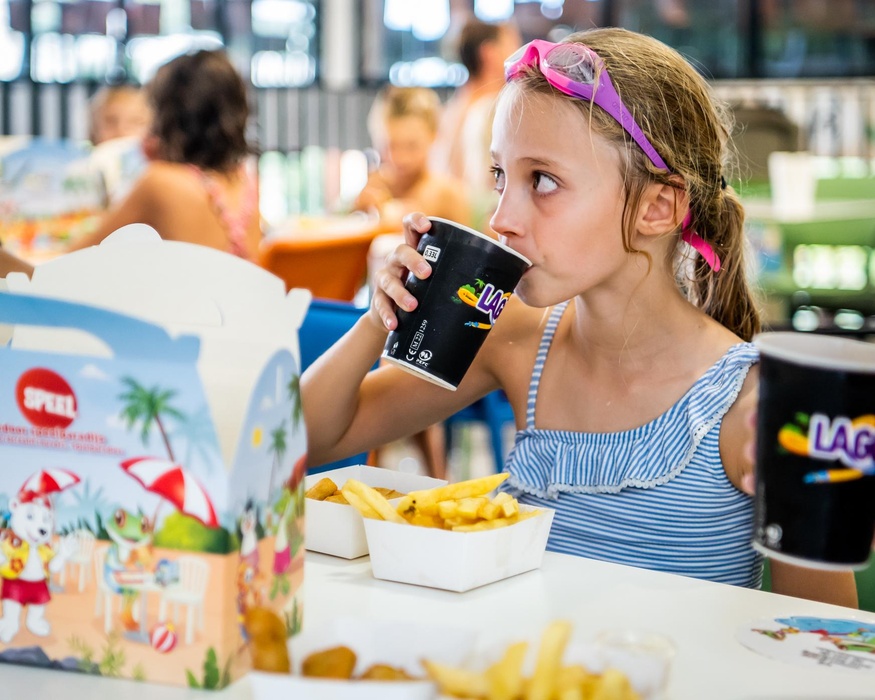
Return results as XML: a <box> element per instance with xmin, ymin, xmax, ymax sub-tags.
<box><xmin>2</xmin><ymin>550</ymin><xmax>872</xmax><ymax>699</ymax></box>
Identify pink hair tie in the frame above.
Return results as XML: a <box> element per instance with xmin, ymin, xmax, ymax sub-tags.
<box><xmin>681</xmin><ymin>212</ymin><xmax>721</xmax><ymax>272</ymax></box>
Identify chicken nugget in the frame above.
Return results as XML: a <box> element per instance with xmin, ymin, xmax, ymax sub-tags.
<box><xmin>244</xmin><ymin>606</ymin><xmax>286</xmax><ymax>644</ymax></box>
<box><xmin>306</xmin><ymin>477</ymin><xmax>338</xmax><ymax>501</ymax></box>
<box><xmin>302</xmin><ymin>645</ymin><xmax>357</xmax><ymax>679</ymax></box>
<box><xmin>358</xmin><ymin>663</ymin><xmax>416</xmax><ymax>681</ymax></box>
<box><xmin>325</xmin><ymin>492</ymin><xmax>349</xmax><ymax>504</ymax></box>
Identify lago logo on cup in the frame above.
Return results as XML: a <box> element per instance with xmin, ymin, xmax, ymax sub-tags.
<box><xmin>777</xmin><ymin>412</ymin><xmax>875</xmax><ymax>482</ymax></box>
<box><xmin>753</xmin><ymin>333</ymin><xmax>875</xmax><ymax>570</ymax></box>
<box><xmin>383</xmin><ymin>218</ymin><xmax>531</xmax><ymax>390</ymax></box>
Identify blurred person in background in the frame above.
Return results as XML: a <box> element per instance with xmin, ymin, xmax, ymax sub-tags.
<box><xmin>354</xmin><ymin>86</ymin><xmax>470</xmax><ymax>230</ymax></box>
<box><xmin>354</xmin><ymin>86</ymin><xmax>471</xmax><ymax>481</ymax></box>
<box><xmin>431</xmin><ymin>17</ymin><xmax>521</xmax><ymax>232</ymax></box>
<box><xmin>88</xmin><ymin>84</ymin><xmax>152</xmax><ymax>205</ymax></box>
<box><xmin>88</xmin><ymin>84</ymin><xmax>151</xmax><ymax>146</ymax></box>
<box><xmin>70</xmin><ymin>50</ymin><xmax>261</xmax><ymax>260</ymax></box>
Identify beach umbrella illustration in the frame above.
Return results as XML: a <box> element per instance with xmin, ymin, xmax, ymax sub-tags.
<box><xmin>20</xmin><ymin>468</ymin><xmax>80</xmax><ymax>496</ymax></box>
<box><xmin>120</xmin><ymin>457</ymin><xmax>218</xmax><ymax>528</ymax></box>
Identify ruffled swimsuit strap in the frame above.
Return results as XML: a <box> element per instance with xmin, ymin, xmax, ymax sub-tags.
<box><xmin>526</xmin><ymin>302</ymin><xmax>570</xmax><ymax>429</ymax></box>
<box><xmin>189</xmin><ymin>164</ymin><xmax>257</xmax><ymax>260</ymax></box>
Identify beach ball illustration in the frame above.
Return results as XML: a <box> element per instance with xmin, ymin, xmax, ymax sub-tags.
<box><xmin>150</xmin><ymin>622</ymin><xmax>178</xmax><ymax>653</ymax></box>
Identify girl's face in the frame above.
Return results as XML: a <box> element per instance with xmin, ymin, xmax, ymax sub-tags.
<box><xmin>93</xmin><ymin>92</ymin><xmax>151</xmax><ymax>145</ymax></box>
<box><xmin>382</xmin><ymin>115</ymin><xmax>434</xmax><ymax>182</ymax></box>
<box><xmin>489</xmin><ymin>87</ymin><xmax>630</xmax><ymax>308</ymax></box>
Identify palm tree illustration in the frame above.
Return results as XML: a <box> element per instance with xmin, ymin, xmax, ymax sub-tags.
<box><xmin>118</xmin><ymin>377</ymin><xmax>185</xmax><ymax>461</ymax></box>
<box><xmin>170</xmin><ymin>405</ymin><xmax>221</xmax><ymax>475</ymax></box>
<box><xmin>267</xmin><ymin>422</ymin><xmax>288</xmax><ymax>501</ymax></box>
<box><xmin>286</xmin><ymin>374</ymin><xmax>302</xmax><ymax>430</ymax></box>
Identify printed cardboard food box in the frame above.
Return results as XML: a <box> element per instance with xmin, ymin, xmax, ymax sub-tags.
<box><xmin>0</xmin><ymin>226</ymin><xmax>310</xmax><ymax>688</ymax></box>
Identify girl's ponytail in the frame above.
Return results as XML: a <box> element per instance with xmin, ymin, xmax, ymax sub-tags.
<box><xmin>687</xmin><ymin>187</ymin><xmax>761</xmax><ymax>342</ymax></box>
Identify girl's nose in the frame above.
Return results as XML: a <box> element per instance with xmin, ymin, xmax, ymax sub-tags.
<box><xmin>489</xmin><ymin>191</ymin><xmax>523</xmax><ymax>240</ymax></box>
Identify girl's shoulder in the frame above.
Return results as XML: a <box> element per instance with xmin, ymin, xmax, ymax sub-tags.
<box><xmin>136</xmin><ymin>161</ymin><xmax>200</xmax><ymax>191</ymax></box>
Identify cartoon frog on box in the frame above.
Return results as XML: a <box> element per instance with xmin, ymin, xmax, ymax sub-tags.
<box><xmin>104</xmin><ymin>508</ymin><xmax>154</xmax><ymax>631</ymax></box>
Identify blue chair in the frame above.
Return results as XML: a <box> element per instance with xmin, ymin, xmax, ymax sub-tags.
<box><xmin>299</xmin><ymin>298</ymin><xmax>373</xmax><ymax>473</ymax></box>
<box><xmin>444</xmin><ymin>390</ymin><xmax>516</xmax><ymax>473</ymax></box>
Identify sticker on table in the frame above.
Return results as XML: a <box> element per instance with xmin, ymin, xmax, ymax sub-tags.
<box><xmin>738</xmin><ymin>616</ymin><xmax>875</xmax><ymax>672</ymax></box>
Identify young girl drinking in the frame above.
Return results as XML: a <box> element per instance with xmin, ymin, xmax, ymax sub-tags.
<box><xmin>302</xmin><ymin>28</ymin><xmax>856</xmax><ymax>606</ymax></box>
<box><xmin>70</xmin><ymin>50</ymin><xmax>260</xmax><ymax>259</ymax></box>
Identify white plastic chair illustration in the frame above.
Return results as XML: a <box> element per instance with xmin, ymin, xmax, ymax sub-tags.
<box><xmin>93</xmin><ymin>546</ymin><xmax>116</xmax><ymax>633</ymax></box>
<box><xmin>60</xmin><ymin>529</ymin><xmax>95</xmax><ymax>592</ymax></box>
<box><xmin>158</xmin><ymin>556</ymin><xmax>208</xmax><ymax>645</ymax></box>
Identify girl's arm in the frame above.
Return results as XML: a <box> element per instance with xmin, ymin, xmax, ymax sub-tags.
<box><xmin>301</xmin><ymin>214</ymin><xmax>500</xmax><ymax>466</ymax></box>
<box><xmin>0</xmin><ymin>249</ymin><xmax>33</xmax><ymax>278</ymax></box>
<box><xmin>721</xmin><ymin>366</ymin><xmax>859</xmax><ymax>608</ymax></box>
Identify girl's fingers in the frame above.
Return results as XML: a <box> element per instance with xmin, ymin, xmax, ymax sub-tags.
<box><xmin>369</xmin><ymin>241</ymin><xmax>431</xmax><ymax>331</ymax></box>
<box><xmin>401</xmin><ymin>211</ymin><xmax>432</xmax><ymax>248</ymax></box>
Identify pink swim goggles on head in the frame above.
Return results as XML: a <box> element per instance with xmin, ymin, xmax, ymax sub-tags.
<box><xmin>505</xmin><ymin>39</ymin><xmax>721</xmax><ymax>272</ymax></box>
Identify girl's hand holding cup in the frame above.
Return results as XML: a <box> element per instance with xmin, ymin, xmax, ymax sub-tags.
<box><xmin>369</xmin><ymin>213</ymin><xmax>433</xmax><ymax>333</ymax></box>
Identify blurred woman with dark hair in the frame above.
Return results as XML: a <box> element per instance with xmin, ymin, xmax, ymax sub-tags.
<box><xmin>70</xmin><ymin>49</ymin><xmax>261</xmax><ymax>259</ymax></box>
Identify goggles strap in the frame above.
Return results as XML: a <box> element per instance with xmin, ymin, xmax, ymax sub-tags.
<box><xmin>681</xmin><ymin>211</ymin><xmax>721</xmax><ymax>272</ymax></box>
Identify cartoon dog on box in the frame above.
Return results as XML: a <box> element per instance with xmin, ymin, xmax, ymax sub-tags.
<box><xmin>0</xmin><ymin>490</ymin><xmax>75</xmax><ymax>643</ymax></box>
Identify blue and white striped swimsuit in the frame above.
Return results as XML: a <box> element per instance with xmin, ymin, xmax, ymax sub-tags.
<box><xmin>504</xmin><ymin>302</ymin><xmax>763</xmax><ymax>587</ymax></box>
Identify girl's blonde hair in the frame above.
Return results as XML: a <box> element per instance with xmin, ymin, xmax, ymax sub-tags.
<box><xmin>509</xmin><ymin>27</ymin><xmax>760</xmax><ymax>341</ymax></box>
<box><xmin>368</xmin><ymin>86</ymin><xmax>442</xmax><ymax>141</ymax></box>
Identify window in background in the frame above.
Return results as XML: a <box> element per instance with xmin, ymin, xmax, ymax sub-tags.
<box><xmin>615</xmin><ymin>0</ymin><xmax>747</xmax><ymax>79</ymax></box>
<box><xmin>249</xmin><ymin>0</ymin><xmax>316</xmax><ymax>87</ymax></box>
<box><xmin>761</xmin><ymin>0</ymin><xmax>875</xmax><ymax>78</ymax></box>
<box><xmin>361</xmin><ymin>0</ymin><xmax>875</xmax><ymax>84</ymax></box>
<box><xmin>0</xmin><ymin>0</ymin><xmax>318</xmax><ymax>86</ymax></box>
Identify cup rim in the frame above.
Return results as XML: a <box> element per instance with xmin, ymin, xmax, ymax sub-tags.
<box><xmin>428</xmin><ymin>217</ymin><xmax>532</xmax><ymax>267</ymax></box>
<box><xmin>753</xmin><ymin>331</ymin><xmax>875</xmax><ymax>374</ymax></box>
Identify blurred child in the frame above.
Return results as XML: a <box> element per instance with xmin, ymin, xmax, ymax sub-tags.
<box><xmin>354</xmin><ymin>86</ymin><xmax>470</xmax><ymax>230</ymax></box>
<box><xmin>354</xmin><ymin>86</ymin><xmax>471</xmax><ymax>481</ymax></box>
<box><xmin>71</xmin><ymin>50</ymin><xmax>261</xmax><ymax>259</ymax></box>
<box><xmin>303</xmin><ymin>29</ymin><xmax>857</xmax><ymax>606</ymax></box>
<box><xmin>89</xmin><ymin>84</ymin><xmax>151</xmax><ymax>146</ymax></box>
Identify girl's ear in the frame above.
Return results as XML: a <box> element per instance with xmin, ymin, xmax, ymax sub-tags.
<box><xmin>636</xmin><ymin>181</ymin><xmax>688</xmax><ymax>238</ymax></box>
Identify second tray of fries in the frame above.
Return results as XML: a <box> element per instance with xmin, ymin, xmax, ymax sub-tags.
<box><xmin>304</xmin><ymin>465</ymin><xmax>447</xmax><ymax>559</ymax></box>
<box><xmin>342</xmin><ymin>473</ymin><xmax>554</xmax><ymax>592</ymax></box>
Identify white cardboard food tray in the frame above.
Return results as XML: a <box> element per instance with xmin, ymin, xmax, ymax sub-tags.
<box><xmin>249</xmin><ymin>617</ymin><xmax>477</xmax><ymax>700</ymax></box>
<box><xmin>304</xmin><ymin>465</ymin><xmax>446</xmax><ymax>559</ymax></box>
<box><xmin>364</xmin><ymin>505</ymin><xmax>554</xmax><ymax>592</ymax></box>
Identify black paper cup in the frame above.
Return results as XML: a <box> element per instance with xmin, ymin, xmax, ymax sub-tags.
<box><xmin>753</xmin><ymin>332</ymin><xmax>875</xmax><ymax>570</ymax></box>
<box><xmin>382</xmin><ymin>217</ymin><xmax>531</xmax><ymax>390</ymax></box>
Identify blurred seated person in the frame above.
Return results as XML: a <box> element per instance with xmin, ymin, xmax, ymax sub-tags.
<box><xmin>353</xmin><ymin>86</ymin><xmax>470</xmax><ymax>230</ymax></box>
<box><xmin>70</xmin><ymin>50</ymin><xmax>261</xmax><ymax>260</ymax></box>
<box><xmin>88</xmin><ymin>84</ymin><xmax>152</xmax><ymax>205</ymax></box>
<box><xmin>89</xmin><ymin>84</ymin><xmax>151</xmax><ymax>146</ymax></box>
<box><xmin>354</xmin><ymin>87</ymin><xmax>470</xmax><ymax>481</ymax></box>
<box><xmin>431</xmin><ymin>17</ymin><xmax>521</xmax><ymax>231</ymax></box>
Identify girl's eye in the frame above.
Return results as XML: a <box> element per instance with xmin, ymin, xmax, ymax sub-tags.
<box><xmin>490</xmin><ymin>166</ymin><xmax>505</xmax><ymax>191</ymax></box>
<box><xmin>533</xmin><ymin>172</ymin><xmax>558</xmax><ymax>194</ymax></box>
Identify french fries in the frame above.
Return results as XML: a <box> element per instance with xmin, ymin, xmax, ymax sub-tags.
<box><xmin>422</xmin><ymin>621</ymin><xmax>642</xmax><ymax>700</ymax></box>
<box><xmin>339</xmin><ymin>472</ymin><xmax>541</xmax><ymax>534</ymax></box>
<box><xmin>342</xmin><ymin>479</ymin><xmax>407</xmax><ymax>524</ymax></box>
